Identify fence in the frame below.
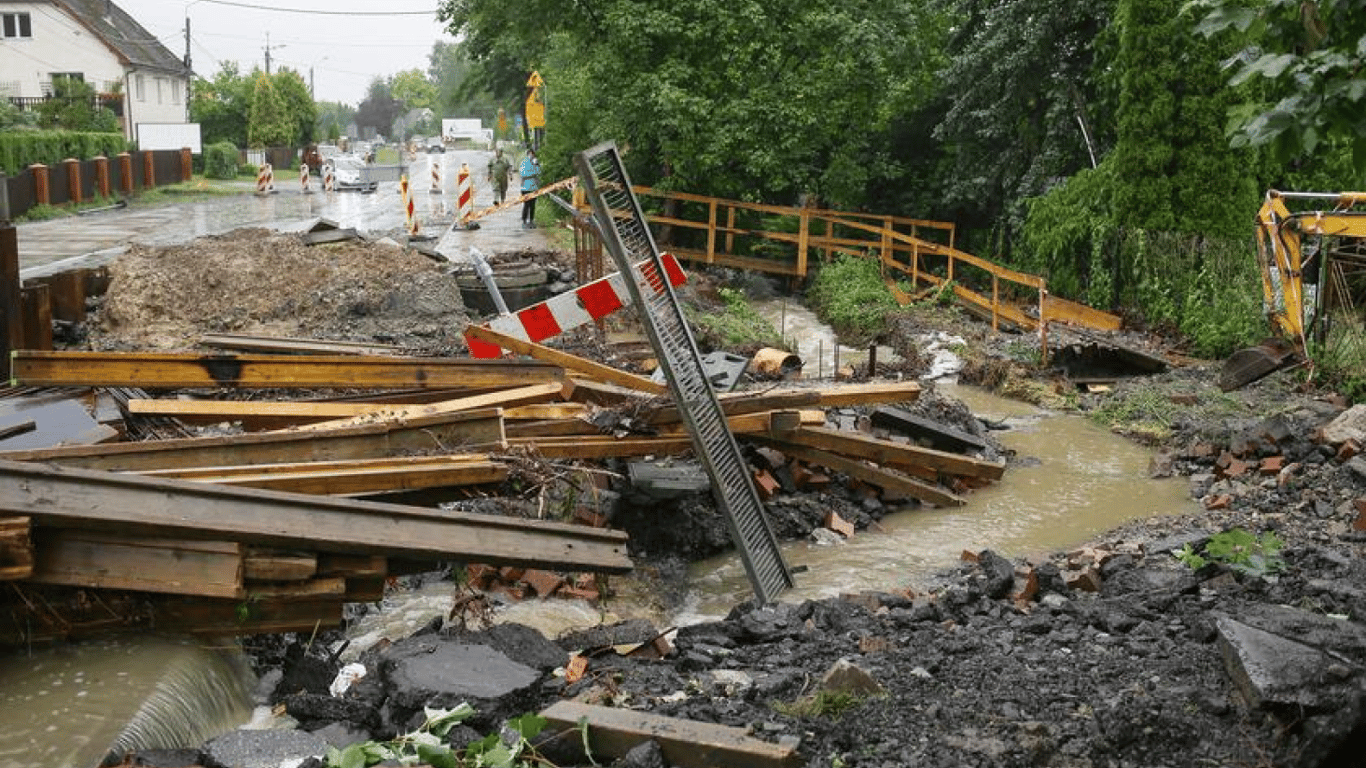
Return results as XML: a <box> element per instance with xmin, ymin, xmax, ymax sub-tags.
<box><xmin>0</xmin><ymin>148</ymin><xmax>192</xmax><ymax>220</ymax></box>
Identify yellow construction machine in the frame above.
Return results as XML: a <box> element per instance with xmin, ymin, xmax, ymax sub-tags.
<box><xmin>1220</xmin><ymin>189</ymin><xmax>1366</xmax><ymax>390</ymax></box>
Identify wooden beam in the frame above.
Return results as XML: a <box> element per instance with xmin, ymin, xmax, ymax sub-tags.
<box><xmin>243</xmin><ymin>551</ymin><xmax>317</xmax><ymax>581</ymax></box>
<box><xmin>10</xmin><ymin>351</ymin><xmax>564</xmax><ymax>390</ymax></box>
<box><xmin>562</xmin><ymin>377</ymin><xmax>656</xmax><ymax>406</ymax></box>
<box><xmin>29</xmin><ymin>530</ymin><xmax>245</xmax><ymax>598</ymax></box>
<box><xmin>540</xmin><ymin>701</ymin><xmax>800</xmax><ymax>768</ymax></box>
<box><xmin>465</xmin><ymin>325</ymin><xmax>667</xmax><ymax>395</ymax></box>
<box><xmin>507</xmin><ymin>435</ymin><xmax>695</xmax><ymax>459</ymax></box>
<box><xmin>803</xmin><ymin>381</ymin><xmax>922</xmax><ymax>407</ymax></box>
<box><xmin>139</xmin><ymin>454</ymin><xmax>493</xmax><ymax>480</ymax></box>
<box><xmin>646</xmin><ymin>389</ymin><xmax>821</xmax><ymax>425</ymax></box>
<box><xmin>0</xmin><ymin>408</ymin><xmax>506</xmax><ymax>472</ymax></box>
<box><xmin>290</xmin><ymin>382</ymin><xmax>564</xmax><ymax>432</ymax></box>
<box><xmin>198</xmin><ymin>333</ymin><xmax>408</xmax><ymax>356</ymax></box>
<box><xmin>173</xmin><ymin>459</ymin><xmax>508</xmax><ymax>496</ymax></box>
<box><xmin>0</xmin><ymin>459</ymin><xmax>632</xmax><ymax>573</ymax></box>
<box><xmin>743</xmin><ymin>435</ymin><xmax>965</xmax><ymax>507</ymax></box>
<box><xmin>0</xmin><ymin>515</ymin><xmax>33</xmax><ymax>580</ymax></box>
<box><xmin>778</xmin><ymin>426</ymin><xmax>1005</xmax><ymax>480</ymax></box>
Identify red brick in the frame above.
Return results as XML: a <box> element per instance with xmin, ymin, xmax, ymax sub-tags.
<box><xmin>556</xmin><ymin>585</ymin><xmax>600</xmax><ymax>603</ymax></box>
<box><xmin>573</xmin><ymin>507</ymin><xmax>609</xmax><ymax>528</ymax></box>
<box><xmin>960</xmin><ymin>550</ymin><xmax>979</xmax><ymax>563</ymax></box>
<box><xmin>1259</xmin><ymin>456</ymin><xmax>1285</xmax><ymax>475</ymax></box>
<box><xmin>565</xmin><ymin>654</ymin><xmax>588</xmax><ymax>683</ymax></box>
<box><xmin>521</xmin><ymin>569</ymin><xmax>566</xmax><ymax>598</ymax></box>
<box><xmin>1337</xmin><ymin>439</ymin><xmax>1361</xmax><ymax>462</ymax></box>
<box><xmin>1220</xmin><ymin>459</ymin><xmax>1251</xmax><ymax>479</ymax></box>
<box><xmin>466</xmin><ymin>564</ymin><xmax>496</xmax><ymax>589</ymax></box>
<box><xmin>1015</xmin><ymin>568</ymin><xmax>1040</xmax><ymax>603</ymax></box>
<box><xmin>753</xmin><ymin>469</ymin><xmax>780</xmax><ymax>500</ymax></box>
<box><xmin>1066</xmin><ymin>567</ymin><xmax>1102</xmax><ymax>593</ymax></box>
<box><xmin>1204</xmin><ymin>494</ymin><xmax>1232</xmax><ymax>510</ymax></box>
<box><xmin>499</xmin><ymin>566</ymin><xmax>526</xmax><ymax>582</ymax></box>
<box><xmin>824</xmin><ymin>511</ymin><xmax>855</xmax><ymax>538</ymax></box>
<box><xmin>1354</xmin><ymin>499</ymin><xmax>1366</xmax><ymax>531</ymax></box>
<box><xmin>858</xmin><ymin>636</ymin><xmax>892</xmax><ymax>654</ymax></box>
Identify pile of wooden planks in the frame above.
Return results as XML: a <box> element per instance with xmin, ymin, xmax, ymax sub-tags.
<box><xmin>0</xmin><ymin>335</ymin><xmax>1005</xmax><ymax>643</ymax></box>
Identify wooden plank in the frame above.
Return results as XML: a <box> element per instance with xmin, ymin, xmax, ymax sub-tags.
<box><xmin>152</xmin><ymin>595</ymin><xmax>345</xmax><ymax>637</ymax></box>
<box><xmin>779</xmin><ymin>426</ymin><xmax>1005</xmax><ymax>480</ymax></box>
<box><xmin>656</xmin><ymin>409</ymin><xmax>823</xmax><ymax>436</ymax></box>
<box><xmin>243</xmin><ymin>577</ymin><xmax>346</xmax><ymax>600</ymax></box>
<box><xmin>465</xmin><ymin>325</ymin><xmax>667</xmax><ymax>395</ymax></box>
<box><xmin>10</xmin><ymin>351</ymin><xmax>564</xmax><ymax>390</ymax></box>
<box><xmin>505</xmin><ymin>418</ymin><xmax>599</xmax><ymax>438</ymax></box>
<box><xmin>0</xmin><ymin>408</ymin><xmax>507</xmax><ymax>472</ymax></box>
<box><xmin>184</xmin><ymin>460</ymin><xmax>508</xmax><ymax>496</ymax></box>
<box><xmin>507</xmin><ymin>435</ymin><xmax>695</xmax><ymax>459</ymax></box>
<box><xmin>0</xmin><ymin>515</ymin><xmax>33</xmax><ymax>580</ymax></box>
<box><xmin>646</xmin><ymin>389</ymin><xmax>820</xmax><ymax>425</ymax></box>
<box><xmin>504</xmin><ymin>403</ymin><xmax>589</xmax><ymax>420</ymax></box>
<box><xmin>805</xmin><ymin>381</ymin><xmax>922</xmax><ymax>407</ymax></box>
<box><xmin>0</xmin><ymin>459</ymin><xmax>632</xmax><ymax>573</ymax></box>
<box><xmin>870</xmin><ymin>406</ymin><xmax>987</xmax><ymax>454</ymax></box>
<box><xmin>140</xmin><ymin>454</ymin><xmax>493</xmax><ymax>480</ymax></box>
<box><xmin>29</xmin><ymin>530</ymin><xmax>245</xmax><ymax>598</ymax></box>
<box><xmin>127</xmin><ymin>398</ymin><xmax>383</xmax><ymax>420</ymax></box>
<box><xmin>291</xmin><ymin>382</ymin><xmax>564</xmax><ymax>432</ymax></box>
<box><xmin>318</xmin><ymin>553</ymin><xmax>387</xmax><ymax>577</ymax></box>
<box><xmin>561</xmin><ymin>377</ymin><xmax>655</xmax><ymax>406</ymax></box>
<box><xmin>20</xmin><ymin>284</ymin><xmax>53</xmax><ymax>352</ymax></box>
<box><xmin>198</xmin><ymin>333</ymin><xmax>407</xmax><ymax>356</ymax></box>
<box><xmin>540</xmin><ymin>700</ymin><xmax>800</xmax><ymax>768</ymax></box>
<box><xmin>243</xmin><ymin>551</ymin><xmax>317</xmax><ymax>581</ymax></box>
<box><xmin>743</xmin><ymin>435</ymin><xmax>965</xmax><ymax>507</ymax></box>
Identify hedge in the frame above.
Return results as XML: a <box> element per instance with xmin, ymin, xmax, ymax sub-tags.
<box><xmin>0</xmin><ymin>131</ymin><xmax>130</xmax><ymax>176</ymax></box>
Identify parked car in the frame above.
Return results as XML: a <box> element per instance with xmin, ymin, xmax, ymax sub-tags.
<box><xmin>330</xmin><ymin>155</ymin><xmax>378</xmax><ymax>192</ymax></box>
<box><xmin>427</xmin><ymin>143</ymin><xmax>445</xmax><ymax>154</ymax></box>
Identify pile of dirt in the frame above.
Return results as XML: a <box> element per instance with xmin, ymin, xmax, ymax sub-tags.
<box><xmin>87</xmin><ymin>228</ymin><xmax>473</xmax><ymax>352</ymax></box>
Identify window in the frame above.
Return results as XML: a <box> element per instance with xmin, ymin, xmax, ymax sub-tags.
<box><xmin>2</xmin><ymin>12</ymin><xmax>32</xmax><ymax>39</ymax></box>
<box><xmin>155</xmin><ymin>77</ymin><xmax>163</xmax><ymax>104</ymax></box>
<box><xmin>170</xmin><ymin>80</ymin><xmax>180</xmax><ymax>105</ymax></box>
<box><xmin>135</xmin><ymin>74</ymin><xmax>145</xmax><ymax>102</ymax></box>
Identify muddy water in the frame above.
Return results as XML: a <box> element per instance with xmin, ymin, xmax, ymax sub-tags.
<box><xmin>0</xmin><ymin>635</ymin><xmax>254</xmax><ymax>768</ymax></box>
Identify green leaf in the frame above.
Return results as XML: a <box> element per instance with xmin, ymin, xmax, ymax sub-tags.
<box><xmin>338</xmin><ymin>743</ymin><xmax>370</xmax><ymax>768</ymax></box>
<box><xmin>507</xmin><ymin>712</ymin><xmax>547</xmax><ymax>741</ymax></box>
<box><xmin>416</xmin><ymin>742</ymin><xmax>460</xmax><ymax>768</ymax></box>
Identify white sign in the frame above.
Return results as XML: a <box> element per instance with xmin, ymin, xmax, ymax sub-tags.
<box><xmin>136</xmin><ymin>123</ymin><xmax>203</xmax><ymax>153</ymax></box>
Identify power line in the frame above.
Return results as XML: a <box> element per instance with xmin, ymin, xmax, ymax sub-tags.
<box><xmin>194</xmin><ymin>0</ymin><xmax>437</xmax><ymax>15</ymax></box>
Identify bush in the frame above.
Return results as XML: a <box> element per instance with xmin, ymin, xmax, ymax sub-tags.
<box><xmin>203</xmin><ymin>141</ymin><xmax>240</xmax><ymax>179</ymax></box>
<box><xmin>0</xmin><ymin>131</ymin><xmax>128</xmax><ymax>175</ymax></box>
<box><xmin>806</xmin><ymin>254</ymin><xmax>900</xmax><ymax>344</ymax></box>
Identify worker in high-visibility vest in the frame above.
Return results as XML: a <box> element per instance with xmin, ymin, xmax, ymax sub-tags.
<box><xmin>518</xmin><ymin>148</ymin><xmax>540</xmax><ymax>228</ymax></box>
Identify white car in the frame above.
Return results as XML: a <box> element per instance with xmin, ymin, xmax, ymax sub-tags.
<box><xmin>330</xmin><ymin>155</ymin><xmax>378</xmax><ymax>192</ymax></box>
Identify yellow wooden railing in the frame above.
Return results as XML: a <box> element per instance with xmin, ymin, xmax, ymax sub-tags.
<box><xmin>569</xmin><ymin>185</ymin><xmax>1121</xmax><ymax>356</ymax></box>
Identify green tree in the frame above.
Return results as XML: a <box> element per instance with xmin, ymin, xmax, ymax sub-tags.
<box><xmin>355</xmin><ymin>78</ymin><xmax>402</xmax><ymax>139</ymax></box>
<box><xmin>36</xmin><ymin>76</ymin><xmax>118</xmax><ymax>132</ymax></box>
<box><xmin>428</xmin><ymin>41</ymin><xmax>500</xmax><ymax>128</ymax></box>
<box><xmin>390</xmin><ymin>68</ymin><xmax>437</xmax><ymax>110</ymax></box>
<box><xmin>315</xmin><ymin>100</ymin><xmax>356</xmax><ymax>142</ymax></box>
<box><xmin>247</xmin><ymin>73</ymin><xmax>291</xmax><ymax>148</ymax></box>
<box><xmin>272</xmin><ymin>68</ymin><xmax>317</xmax><ymax>146</ymax></box>
<box><xmin>1191</xmin><ymin>0</ymin><xmax>1366</xmax><ymax>172</ymax></box>
<box><xmin>191</xmin><ymin>63</ymin><xmax>252</xmax><ymax>147</ymax></box>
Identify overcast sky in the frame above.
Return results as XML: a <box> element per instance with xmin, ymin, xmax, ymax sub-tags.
<box><xmin>115</xmin><ymin>0</ymin><xmax>456</xmax><ymax>105</ymax></box>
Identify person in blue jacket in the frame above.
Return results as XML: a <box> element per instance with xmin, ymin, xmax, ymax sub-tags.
<box><xmin>518</xmin><ymin>148</ymin><xmax>540</xmax><ymax>228</ymax></box>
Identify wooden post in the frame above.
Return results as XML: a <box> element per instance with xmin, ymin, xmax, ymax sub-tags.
<box><xmin>64</xmin><ymin>158</ymin><xmax>82</xmax><ymax>205</ymax></box>
<box><xmin>142</xmin><ymin>150</ymin><xmax>156</xmax><ymax>189</ymax></box>
<box><xmin>880</xmin><ymin>218</ymin><xmax>892</xmax><ymax>268</ymax></box>
<box><xmin>180</xmin><ymin>147</ymin><xmax>193</xmax><ymax>182</ymax></box>
<box><xmin>706</xmin><ymin>199</ymin><xmax>717</xmax><ymax>264</ymax></box>
<box><xmin>20</xmin><ymin>284</ymin><xmax>53</xmax><ymax>351</ymax></box>
<box><xmin>725</xmin><ymin>206</ymin><xmax>736</xmax><ymax>254</ymax></box>
<box><xmin>796</xmin><ymin>208</ymin><xmax>810</xmax><ymax>278</ymax></box>
<box><xmin>1039</xmin><ymin>287</ymin><xmax>1050</xmax><ymax>366</ymax></box>
<box><xmin>30</xmin><ymin>164</ymin><xmax>50</xmax><ymax>205</ymax></box>
<box><xmin>991</xmin><ymin>275</ymin><xmax>999</xmax><ymax>331</ymax></box>
<box><xmin>93</xmin><ymin>156</ymin><xmax>110</xmax><ymax>198</ymax></box>
<box><xmin>1</xmin><ymin>224</ymin><xmax>22</xmax><ymax>379</ymax></box>
<box><xmin>46</xmin><ymin>271</ymin><xmax>86</xmax><ymax>323</ymax></box>
<box><xmin>117</xmin><ymin>152</ymin><xmax>134</xmax><ymax>194</ymax></box>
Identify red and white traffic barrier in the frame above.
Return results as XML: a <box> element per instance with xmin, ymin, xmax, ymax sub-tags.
<box><xmin>256</xmin><ymin>163</ymin><xmax>275</xmax><ymax>194</ymax></box>
<box><xmin>300</xmin><ymin>162</ymin><xmax>311</xmax><ymax>193</ymax></box>
<box><xmin>430</xmin><ymin>159</ymin><xmax>441</xmax><ymax>192</ymax></box>
<box><xmin>323</xmin><ymin>163</ymin><xmax>335</xmax><ymax>192</ymax></box>
<box><xmin>456</xmin><ymin>163</ymin><xmax>473</xmax><ymax>227</ymax></box>
<box><xmin>465</xmin><ymin>253</ymin><xmax>688</xmax><ymax>358</ymax></box>
<box><xmin>400</xmin><ymin>174</ymin><xmax>419</xmax><ymax>236</ymax></box>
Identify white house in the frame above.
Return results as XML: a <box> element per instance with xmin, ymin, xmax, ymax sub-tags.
<box><xmin>0</xmin><ymin>0</ymin><xmax>190</xmax><ymax>142</ymax></box>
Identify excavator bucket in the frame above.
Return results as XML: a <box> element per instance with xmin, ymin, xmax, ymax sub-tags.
<box><xmin>1218</xmin><ymin>338</ymin><xmax>1301</xmax><ymax>391</ymax></box>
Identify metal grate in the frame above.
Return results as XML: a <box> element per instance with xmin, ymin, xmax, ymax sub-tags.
<box><xmin>573</xmin><ymin>141</ymin><xmax>793</xmax><ymax>605</ymax></box>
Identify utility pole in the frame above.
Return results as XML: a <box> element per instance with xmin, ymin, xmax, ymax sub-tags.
<box><xmin>183</xmin><ymin>16</ymin><xmax>192</xmax><ymax>121</ymax></box>
<box><xmin>263</xmin><ymin>32</ymin><xmax>285</xmax><ymax>75</ymax></box>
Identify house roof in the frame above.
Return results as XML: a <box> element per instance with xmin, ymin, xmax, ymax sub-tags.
<box><xmin>51</xmin><ymin>0</ymin><xmax>188</xmax><ymax>76</ymax></box>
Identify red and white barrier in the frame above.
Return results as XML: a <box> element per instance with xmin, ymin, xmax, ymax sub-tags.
<box><xmin>323</xmin><ymin>163</ymin><xmax>335</xmax><ymax>192</ymax></box>
<box><xmin>465</xmin><ymin>253</ymin><xmax>688</xmax><ymax>358</ymax></box>
<box><xmin>430</xmin><ymin>159</ymin><xmax>441</xmax><ymax>192</ymax></box>
<box><xmin>400</xmin><ymin>174</ymin><xmax>418</xmax><ymax>236</ymax></box>
<box><xmin>456</xmin><ymin>163</ymin><xmax>473</xmax><ymax>227</ymax></box>
<box><xmin>255</xmin><ymin>163</ymin><xmax>275</xmax><ymax>194</ymax></box>
<box><xmin>300</xmin><ymin>162</ymin><xmax>311</xmax><ymax>193</ymax></box>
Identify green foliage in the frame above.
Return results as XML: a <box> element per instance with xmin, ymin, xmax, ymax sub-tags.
<box><xmin>35</xmin><ymin>76</ymin><xmax>119</xmax><ymax>133</ymax></box>
<box><xmin>0</xmin><ymin>100</ymin><xmax>36</xmax><ymax>132</ymax></box>
<box><xmin>1311</xmin><ymin>320</ymin><xmax>1366</xmax><ymax>404</ymax></box>
<box><xmin>203</xmin><ymin>141</ymin><xmax>240</xmax><ymax>180</ymax></box>
<box><xmin>688</xmin><ymin>286</ymin><xmax>784</xmax><ymax>350</ymax></box>
<box><xmin>247</xmin><ymin>74</ymin><xmax>293</xmax><ymax>148</ymax></box>
<box><xmin>392</xmin><ymin>68</ymin><xmax>438</xmax><ymax>111</ymax></box>
<box><xmin>1191</xmin><ymin>0</ymin><xmax>1366</xmax><ymax>172</ymax></box>
<box><xmin>323</xmin><ymin>705</ymin><xmax>552</xmax><ymax>768</ymax></box>
<box><xmin>272</xmin><ymin>68</ymin><xmax>318</xmax><ymax>146</ymax></box>
<box><xmin>1175</xmin><ymin>528</ymin><xmax>1286</xmax><ymax>578</ymax></box>
<box><xmin>194</xmin><ymin>63</ymin><xmax>316</xmax><ymax>149</ymax></box>
<box><xmin>807</xmin><ymin>255</ymin><xmax>900</xmax><ymax>345</ymax></box>
<box><xmin>0</xmin><ymin>131</ymin><xmax>129</xmax><ymax>175</ymax></box>
<box><xmin>774</xmin><ymin>690</ymin><xmax>864</xmax><ymax>718</ymax></box>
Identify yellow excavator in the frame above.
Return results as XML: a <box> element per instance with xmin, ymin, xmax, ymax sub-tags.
<box><xmin>1220</xmin><ymin>189</ymin><xmax>1366</xmax><ymax>390</ymax></box>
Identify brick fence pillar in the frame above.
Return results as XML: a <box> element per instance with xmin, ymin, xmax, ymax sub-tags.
<box><xmin>142</xmin><ymin>150</ymin><xmax>155</xmax><ymax>189</ymax></box>
<box><xmin>180</xmin><ymin>147</ymin><xmax>192</xmax><ymax>182</ymax></box>
<box><xmin>94</xmin><ymin>156</ymin><xmax>110</xmax><ymax>198</ymax></box>
<box><xmin>116</xmin><ymin>153</ymin><xmax>133</xmax><ymax>194</ymax></box>
<box><xmin>64</xmin><ymin>158</ymin><xmax>82</xmax><ymax>205</ymax></box>
<box><xmin>30</xmin><ymin>164</ymin><xmax>49</xmax><ymax>205</ymax></box>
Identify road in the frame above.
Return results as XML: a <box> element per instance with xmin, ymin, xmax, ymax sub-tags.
<box><xmin>14</xmin><ymin>147</ymin><xmax>554</xmax><ymax>280</ymax></box>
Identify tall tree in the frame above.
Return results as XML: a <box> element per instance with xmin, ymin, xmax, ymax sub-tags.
<box><xmin>355</xmin><ymin>78</ymin><xmax>402</xmax><ymax>139</ymax></box>
<box><xmin>247</xmin><ymin>73</ymin><xmax>291</xmax><ymax>148</ymax></box>
<box><xmin>272</xmin><ymin>68</ymin><xmax>317</xmax><ymax>146</ymax></box>
<box><xmin>191</xmin><ymin>63</ymin><xmax>253</xmax><ymax>147</ymax></box>
<box><xmin>390</xmin><ymin>68</ymin><xmax>437</xmax><ymax>110</ymax></box>
<box><xmin>1192</xmin><ymin>0</ymin><xmax>1366</xmax><ymax>172</ymax></box>
<box><xmin>428</xmin><ymin>41</ymin><xmax>501</xmax><ymax>126</ymax></box>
